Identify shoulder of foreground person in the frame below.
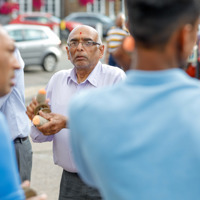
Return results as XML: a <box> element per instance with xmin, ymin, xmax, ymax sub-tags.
<box><xmin>68</xmin><ymin>82</ymin><xmax>127</xmax><ymax>190</ymax></box>
<box><xmin>69</xmin><ymin>80</ymin><xmax>125</xmax><ymax>118</ymax></box>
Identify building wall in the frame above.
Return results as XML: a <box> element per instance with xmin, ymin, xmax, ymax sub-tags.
<box><xmin>63</xmin><ymin>0</ymin><xmax>86</xmax><ymax>18</ymax></box>
<box><xmin>14</xmin><ymin>0</ymin><xmax>61</xmax><ymax>17</ymax></box>
<box><xmin>12</xmin><ymin>0</ymin><xmax>125</xmax><ymax>19</ymax></box>
<box><xmin>63</xmin><ymin>0</ymin><xmax>124</xmax><ymax>18</ymax></box>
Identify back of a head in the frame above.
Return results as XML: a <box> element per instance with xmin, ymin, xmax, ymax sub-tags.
<box><xmin>126</xmin><ymin>0</ymin><xmax>200</xmax><ymax>48</ymax></box>
<box><xmin>116</xmin><ymin>13</ymin><xmax>126</xmax><ymax>27</ymax></box>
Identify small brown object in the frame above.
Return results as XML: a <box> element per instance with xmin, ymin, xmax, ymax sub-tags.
<box><xmin>36</xmin><ymin>89</ymin><xmax>47</xmax><ymax>104</ymax></box>
<box><xmin>34</xmin><ymin>103</ymin><xmax>51</xmax><ymax>115</ymax></box>
<box><xmin>33</xmin><ymin>89</ymin><xmax>51</xmax><ymax>126</ymax></box>
<box><xmin>34</xmin><ymin>89</ymin><xmax>51</xmax><ymax>115</ymax></box>
<box><xmin>23</xmin><ymin>187</ymin><xmax>37</xmax><ymax>198</ymax></box>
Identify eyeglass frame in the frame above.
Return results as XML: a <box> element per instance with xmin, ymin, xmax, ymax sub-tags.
<box><xmin>67</xmin><ymin>39</ymin><xmax>101</xmax><ymax>49</ymax></box>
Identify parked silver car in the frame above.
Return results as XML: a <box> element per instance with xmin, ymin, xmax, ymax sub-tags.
<box><xmin>4</xmin><ymin>24</ymin><xmax>62</xmax><ymax>72</ymax></box>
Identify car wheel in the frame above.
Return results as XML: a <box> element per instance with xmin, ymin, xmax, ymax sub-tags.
<box><xmin>42</xmin><ymin>54</ymin><xmax>57</xmax><ymax>72</ymax></box>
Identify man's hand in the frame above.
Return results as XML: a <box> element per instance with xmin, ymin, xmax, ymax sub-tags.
<box><xmin>21</xmin><ymin>180</ymin><xmax>47</xmax><ymax>200</ymax></box>
<box><xmin>26</xmin><ymin>97</ymin><xmax>49</xmax><ymax>121</ymax></box>
<box><xmin>36</xmin><ymin>111</ymin><xmax>68</xmax><ymax>135</ymax></box>
<box><xmin>27</xmin><ymin>194</ymin><xmax>47</xmax><ymax>200</ymax></box>
<box><xmin>26</xmin><ymin>97</ymin><xmax>38</xmax><ymax>121</ymax></box>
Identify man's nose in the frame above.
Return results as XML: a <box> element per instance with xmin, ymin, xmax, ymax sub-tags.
<box><xmin>13</xmin><ymin>56</ymin><xmax>21</xmax><ymax>70</ymax></box>
<box><xmin>77</xmin><ymin>42</ymin><xmax>84</xmax><ymax>50</ymax></box>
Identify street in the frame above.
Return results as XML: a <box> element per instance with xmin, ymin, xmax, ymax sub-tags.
<box><xmin>25</xmin><ymin>49</ymin><xmax>73</xmax><ymax>200</ymax></box>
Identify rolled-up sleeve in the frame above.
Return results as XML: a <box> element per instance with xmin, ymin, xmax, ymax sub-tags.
<box><xmin>30</xmin><ymin>124</ymin><xmax>54</xmax><ymax>142</ymax></box>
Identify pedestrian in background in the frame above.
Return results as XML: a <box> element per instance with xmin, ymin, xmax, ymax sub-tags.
<box><xmin>68</xmin><ymin>0</ymin><xmax>200</xmax><ymax>200</ymax></box>
<box><xmin>26</xmin><ymin>25</ymin><xmax>126</xmax><ymax>200</ymax></box>
<box><xmin>105</xmin><ymin>13</ymin><xmax>129</xmax><ymax>68</ymax></box>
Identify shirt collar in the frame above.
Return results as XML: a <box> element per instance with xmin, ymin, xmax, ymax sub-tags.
<box><xmin>67</xmin><ymin>61</ymin><xmax>102</xmax><ymax>87</ymax></box>
<box><xmin>125</xmin><ymin>68</ymin><xmax>190</xmax><ymax>85</ymax></box>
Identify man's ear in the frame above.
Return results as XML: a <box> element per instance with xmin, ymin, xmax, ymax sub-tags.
<box><xmin>179</xmin><ymin>21</ymin><xmax>198</xmax><ymax>60</ymax></box>
<box><xmin>99</xmin><ymin>45</ymin><xmax>105</xmax><ymax>59</ymax></box>
<box><xmin>65</xmin><ymin>47</ymin><xmax>71</xmax><ymax>60</ymax></box>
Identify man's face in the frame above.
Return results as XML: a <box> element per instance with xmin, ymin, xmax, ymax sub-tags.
<box><xmin>66</xmin><ymin>27</ymin><xmax>104</xmax><ymax>70</ymax></box>
<box><xmin>0</xmin><ymin>28</ymin><xmax>20</xmax><ymax>97</ymax></box>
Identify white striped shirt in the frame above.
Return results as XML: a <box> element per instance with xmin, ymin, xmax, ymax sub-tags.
<box><xmin>106</xmin><ymin>26</ymin><xmax>129</xmax><ymax>53</ymax></box>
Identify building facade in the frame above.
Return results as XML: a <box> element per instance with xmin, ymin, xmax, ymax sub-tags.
<box><xmin>13</xmin><ymin>0</ymin><xmax>61</xmax><ymax>17</ymax></box>
<box><xmin>64</xmin><ymin>0</ymin><xmax>125</xmax><ymax>19</ymax></box>
<box><xmin>8</xmin><ymin>0</ymin><xmax>125</xmax><ymax>19</ymax></box>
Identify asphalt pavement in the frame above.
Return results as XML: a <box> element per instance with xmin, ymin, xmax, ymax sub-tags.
<box><xmin>30</xmin><ymin>140</ymin><xmax>62</xmax><ymax>200</ymax></box>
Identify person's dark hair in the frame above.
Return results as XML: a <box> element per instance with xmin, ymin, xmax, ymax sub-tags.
<box><xmin>126</xmin><ymin>0</ymin><xmax>200</xmax><ymax>48</ymax></box>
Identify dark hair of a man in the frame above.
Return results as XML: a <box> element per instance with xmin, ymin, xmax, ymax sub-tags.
<box><xmin>126</xmin><ymin>0</ymin><xmax>200</xmax><ymax>48</ymax></box>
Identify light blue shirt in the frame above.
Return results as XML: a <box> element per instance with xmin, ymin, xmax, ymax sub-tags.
<box><xmin>0</xmin><ymin>113</ymin><xmax>24</xmax><ymax>199</ymax></box>
<box><xmin>30</xmin><ymin>61</ymin><xmax>126</xmax><ymax>172</ymax></box>
<box><xmin>0</xmin><ymin>49</ymin><xmax>30</xmax><ymax>140</ymax></box>
<box><xmin>69</xmin><ymin>68</ymin><xmax>200</xmax><ymax>200</ymax></box>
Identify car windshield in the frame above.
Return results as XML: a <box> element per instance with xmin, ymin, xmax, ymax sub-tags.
<box><xmin>65</xmin><ymin>13</ymin><xmax>113</xmax><ymax>23</ymax></box>
<box><xmin>100</xmin><ymin>15</ymin><xmax>113</xmax><ymax>23</ymax></box>
<box><xmin>51</xmin><ymin>16</ymin><xmax>60</xmax><ymax>23</ymax></box>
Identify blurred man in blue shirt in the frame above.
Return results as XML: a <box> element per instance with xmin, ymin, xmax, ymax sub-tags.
<box><xmin>0</xmin><ymin>48</ymin><xmax>32</xmax><ymax>182</ymax></box>
<box><xmin>0</xmin><ymin>25</ymin><xmax>47</xmax><ymax>200</ymax></box>
<box><xmin>0</xmin><ymin>24</ymin><xmax>24</xmax><ymax>199</ymax></box>
<box><xmin>69</xmin><ymin>0</ymin><xmax>200</xmax><ymax>200</ymax></box>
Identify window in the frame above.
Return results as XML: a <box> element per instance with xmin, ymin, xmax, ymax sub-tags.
<box><xmin>24</xmin><ymin>16</ymin><xmax>49</xmax><ymax>23</ymax></box>
<box><xmin>24</xmin><ymin>16</ymin><xmax>39</xmax><ymax>22</ymax></box>
<box><xmin>23</xmin><ymin>29</ymin><xmax>48</xmax><ymax>41</ymax></box>
<box><xmin>87</xmin><ymin>17</ymin><xmax>101</xmax><ymax>24</ymax></box>
<box><xmin>87</xmin><ymin>0</ymin><xmax>105</xmax><ymax>14</ymax></box>
<box><xmin>8</xmin><ymin>30</ymin><xmax>24</xmax><ymax>42</ymax></box>
<box><xmin>41</xmin><ymin>0</ymin><xmax>60</xmax><ymax>17</ymax></box>
<box><xmin>15</xmin><ymin>0</ymin><xmax>32</xmax><ymax>13</ymax></box>
<box><xmin>15</xmin><ymin>0</ymin><xmax>60</xmax><ymax>17</ymax></box>
<box><xmin>71</xmin><ymin>16</ymin><xmax>83</xmax><ymax>21</ymax></box>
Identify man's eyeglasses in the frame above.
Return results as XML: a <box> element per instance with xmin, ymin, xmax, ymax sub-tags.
<box><xmin>68</xmin><ymin>40</ymin><xmax>101</xmax><ymax>48</ymax></box>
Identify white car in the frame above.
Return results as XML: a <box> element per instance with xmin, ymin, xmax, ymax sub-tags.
<box><xmin>4</xmin><ymin>24</ymin><xmax>62</xmax><ymax>72</ymax></box>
